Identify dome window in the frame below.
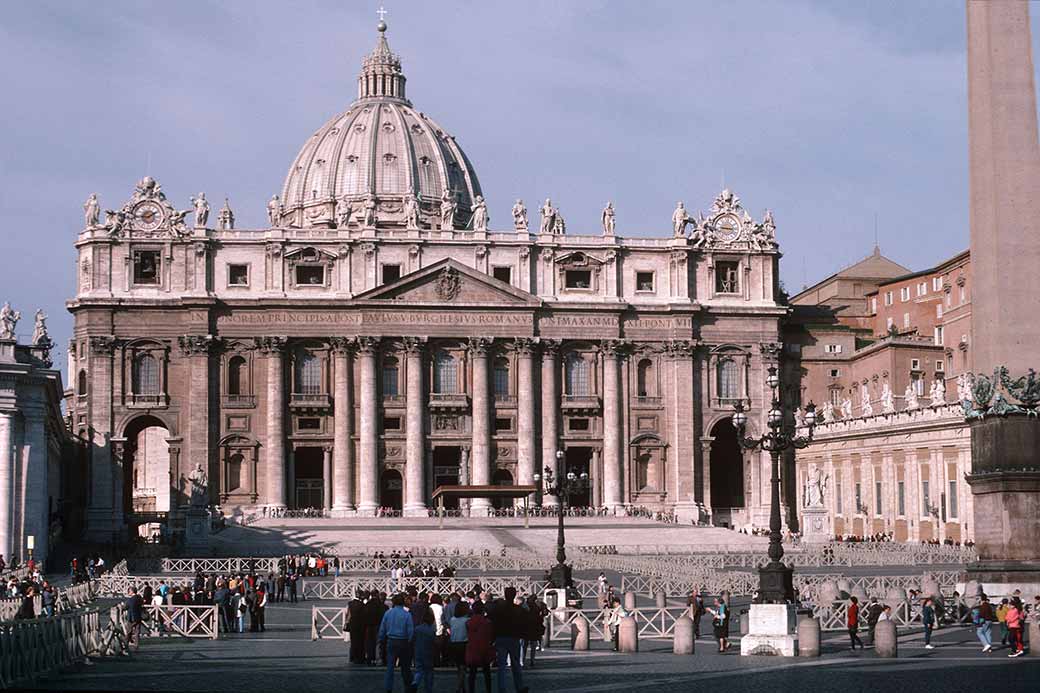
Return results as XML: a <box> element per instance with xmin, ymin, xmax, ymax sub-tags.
<box><xmin>354</xmin><ymin>123</ymin><xmax>366</xmax><ymax>133</ymax></box>
<box><xmin>382</xmin><ymin>121</ymin><xmax>396</xmax><ymax>132</ymax></box>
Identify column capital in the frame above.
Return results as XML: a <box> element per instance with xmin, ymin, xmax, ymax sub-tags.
<box><xmin>759</xmin><ymin>341</ymin><xmax>782</xmax><ymax>361</ymax></box>
<box><xmin>329</xmin><ymin>336</ymin><xmax>357</xmax><ymax>355</ymax></box>
<box><xmin>699</xmin><ymin>436</ymin><xmax>715</xmax><ymax>451</ymax></box>
<box><xmin>357</xmin><ymin>336</ymin><xmax>381</xmax><ymax>354</ymax></box>
<box><xmin>253</xmin><ymin>336</ymin><xmax>287</xmax><ymax>355</ymax></box>
<box><xmin>666</xmin><ymin>339</ymin><xmax>700</xmax><ymax>359</ymax></box>
<box><xmin>89</xmin><ymin>335</ymin><xmax>120</xmax><ymax>356</ymax></box>
<box><xmin>177</xmin><ymin>334</ymin><xmax>218</xmax><ymax>356</ymax></box>
<box><xmin>467</xmin><ymin>336</ymin><xmax>493</xmax><ymax>356</ymax></box>
<box><xmin>511</xmin><ymin>337</ymin><xmax>538</xmax><ymax>356</ymax></box>
<box><xmin>600</xmin><ymin>338</ymin><xmax>631</xmax><ymax>358</ymax></box>
<box><xmin>402</xmin><ymin>336</ymin><xmax>426</xmax><ymax>355</ymax></box>
<box><xmin>539</xmin><ymin>338</ymin><xmax>560</xmax><ymax>358</ymax></box>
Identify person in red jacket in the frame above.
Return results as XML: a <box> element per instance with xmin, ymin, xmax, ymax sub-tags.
<box><xmin>465</xmin><ymin>601</ymin><xmax>495</xmax><ymax>693</ymax></box>
<box><xmin>848</xmin><ymin>596</ymin><xmax>864</xmax><ymax>650</ymax></box>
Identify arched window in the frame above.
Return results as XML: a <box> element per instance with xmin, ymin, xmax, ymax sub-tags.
<box><xmin>493</xmin><ymin>357</ymin><xmax>510</xmax><ymax>397</ymax></box>
<box><xmin>77</xmin><ymin>369</ymin><xmax>88</xmax><ymax>396</ymax></box>
<box><xmin>717</xmin><ymin>358</ymin><xmax>739</xmax><ymax>401</ymax></box>
<box><xmin>227</xmin><ymin>355</ymin><xmax>246</xmax><ymax>395</ymax></box>
<box><xmin>132</xmin><ymin>353</ymin><xmax>159</xmax><ymax>395</ymax></box>
<box><xmin>294</xmin><ymin>351</ymin><xmax>321</xmax><ymax>394</ymax></box>
<box><xmin>382</xmin><ymin>356</ymin><xmax>399</xmax><ymax>397</ymax></box>
<box><xmin>565</xmin><ymin>353</ymin><xmax>590</xmax><ymax>396</ymax></box>
<box><xmin>637</xmin><ymin>359</ymin><xmax>653</xmax><ymax>397</ymax></box>
<box><xmin>433</xmin><ymin>353</ymin><xmax>456</xmax><ymax>394</ymax></box>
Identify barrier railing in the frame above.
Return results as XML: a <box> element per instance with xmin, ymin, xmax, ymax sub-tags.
<box><xmin>0</xmin><ymin>602</ymin><xmax>131</xmax><ymax>689</ymax></box>
<box><xmin>311</xmin><ymin>606</ymin><xmax>350</xmax><ymax>640</ymax></box>
<box><xmin>544</xmin><ymin>606</ymin><xmax>694</xmax><ymax>643</ymax></box>
<box><xmin>576</xmin><ymin>543</ymin><xmax>975</xmax><ymax>567</ymax></box>
<box><xmin>141</xmin><ymin>605</ymin><xmax>219</xmax><ymax>640</ymax></box>
<box><xmin>304</xmin><ymin>576</ymin><xmax>547</xmax><ymax>600</ymax></box>
<box><xmin>0</xmin><ymin>581</ymin><xmax>99</xmax><ymax>621</ymax></box>
<box><xmin>161</xmin><ymin>558</ymin><xmax>279</xmax><ymax>575</ymax></box>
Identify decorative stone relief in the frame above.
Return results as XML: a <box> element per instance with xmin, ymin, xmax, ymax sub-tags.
<box><xmin>435</xmin><ymin>266</ymin><xmax>461</xmax><ymax>302</ymax></box>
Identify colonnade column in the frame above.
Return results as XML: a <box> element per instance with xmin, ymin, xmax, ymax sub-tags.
<box><xmin>404</xmin><ymin>338</ymin><xmax>426</xmax><ymax>516</ymax></box>
<box><xmin>515</xmin><ymin>339</ymin><xmax>537</xmax><ymax>500</ymax></box>
<box><xmin>540</xmin><ymin>339</ymin><xmax>559</xmax><ymax>507</ymax></box>
<box><xmin>259</xmin><ymin>337</ymin><xmax>287</xmax><ymax>509</ymax></box>
<box><xmin>0</xmin><ymin>412</ymin><xmax>13</xmax><ymax>560</ymax></box>
<box><xmin>602</xmin><ymin>341</ymin><xmax>623</xmax><ymax>510</ymax></box>
<box><xmin>357</xmin><ymin>337</ymin><xmax>380</xmax><ymax>516</ymax></box>
<box><xmin>469</xmin><ymin>338</ymin><xmax>493</xmax><ymax>514</ymax></box>
<box><xmin>331</xmin><ymin>339</ymin><xmax>355</xmax><ymax>515</ymax></box>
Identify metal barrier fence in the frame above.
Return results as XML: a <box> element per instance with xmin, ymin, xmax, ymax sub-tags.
<box><xmin>811</xmin><ymin>598</ymin><xmax>973</xmax><ymax>632</ymax></box>
<box><xmin>311</xmin><ymin>606</ymin><xmax>350</xmax><ymax>640</ymax></box>
<box><xmin>141</xmin><ymin>605</ymin><xmax>219</xmax><ymax>640</ymax></box>
<box><xmin>576</xmin><ymin>543</ymin><xmax>975</xmax><ymax>567</ymax></box>
<box><xmin>0</xmin><ymin>581</ymin><xmax>99</xmax><ymax>621</ymax></box>
<box><xmin>544</xmin><ymin>606</ymin><xmax>694</xmax><ymax>643</ymax></box>
<box><xmin>303</xmin><ymin>576</ymin><xmax>546</xmax><ymax>600</ymax></box>
<box><xmin>160</xmin><ymin>554</ymin><xmax>548</xmax><ymax>575</ymax></box>
<box><xmin>0</xmin><ymin>602</ymin><xmax>132</xmax><ymax>689</ymax></box>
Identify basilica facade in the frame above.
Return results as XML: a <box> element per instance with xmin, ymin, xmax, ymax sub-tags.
<box><xmin>68</xmin><ymin>22</ymin><xmax>787</xmax><ymax>539</ymax></box>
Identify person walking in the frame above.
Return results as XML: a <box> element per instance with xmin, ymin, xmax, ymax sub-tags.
<box><xmin>125</xmin><ymin>587</ymin><xmax>144</xmax><ymax>649</ymax></box>
<box><xmin>465</xmin><ymin>601</ymin><xmax>495</xmax><ymax>693</ymax></box>
<box><xmin>378</xmin><ymin>593</ymin><xmax>415</xmax><ymax>692</ymax></box>
<box><xmin>411</xmin><ymin>609</ymin><xmax>437</xmax><ymax>693</ymax></box>
<box><xmin>365</xmin><ymin>590</ymin><xmax>387</xmax><ymax>666</ymax></box>
<box><xmin>707</xmin><ymin>597</ymin><xmax>730</xmax><ymax>652</ymax></box>
<box><xmin>971</xmin><ymin>595</ymin><xmax>994</xmax><ymax>652</ymax></box>
<box><xmin>921</xmin><ymin>597</ymin><xmax>936</xmax><ymax>649</ymax></box>
<box><xmin>847</xmin><ymin>596</ymin><xmax>864</xmax><ymax>650</ymax></box>
<box><xmin>1005</xmin><ymin>599</ymin><xmax>1024</xmax><ymax>657</ymax></box>
<box><xmin>865</xmin><ymin>597</ymin><xmax>884</xmax><ymax>644</ymax></box>
<box><xmin>996</xmin><ymin>598</ymin><xmax>1010</xmax><ymax>647</ymax></box>
<box><xmin>448</xmin><ymin>600</ymin><xmax>471</xmax><ymax>693</ymax></box>
<box><xmin>255</xmin><ymin>585</ymin><xmax>267</xmax><ymax>632</ymax></box>
<box><xmin>606</xmin><ymin>596</ymin><xmax>628</xmax><ymax>652</ymax></box>
<box><xmin>489</xmin><ymin>587</ymin><xmax>528</xmax><ymax>693</ymax></box>
<box><xmin>687</xmin><ymin>589</ymin><xmax>705</xmax><ymax>638</ymax></box>
<box><xmin>41</xmin><ymin>582</ymin><xmax>56</xmax><ymax>619</ymax></box>
<box><xmin>347</xmin><ymin>593</ymin><xmax>367</xmax><ymax>664</ymax></box>
<box><xmin>522</xmin><ymin>595</ymin><xmax>546</xmax><ymax>668</ymax></box>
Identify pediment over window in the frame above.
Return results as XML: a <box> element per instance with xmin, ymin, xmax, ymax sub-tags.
<box><xmin>354</xmin><ymin>259</ymin><xmax>542</xmax><ymax>307</ymax></box>
<box><xmin>555</xmin><ymin>251</ymin><xmax>606</xmax><ymax>268</ymax></box>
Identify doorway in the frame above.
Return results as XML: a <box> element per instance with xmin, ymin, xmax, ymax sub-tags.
<box><xmin>710</xmin><ymin>419</ymin><xmax>745</xmax><ymax>522</ymax></box>
<box><xmin>432</xmin><ymin>446</ymin><xmax>461</xmax><ymax>509</ymax></box>
<box><xmin>381</xmin><ymin>469</ymin><xmax>403</xmax><ymax>511</ymax></box>
<box><xmin>491</xmin><ymin>469</ymin><xmax>514</xmax><ymax>509</ymax></box>
<box><xmin>563</xmin><ymin>447</ymin><xmax>592</xmax><ymax>508</ymax></box>
<box><xmin>294</xmin><ymin>447</ymin><xmax>324</xmax><ymax>509</ymax></box>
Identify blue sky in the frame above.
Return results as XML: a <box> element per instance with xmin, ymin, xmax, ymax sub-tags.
<box><xmin>0</xmin><ymin>0</ymin><xmax>1035</xmax><ymax>377</ymax></box>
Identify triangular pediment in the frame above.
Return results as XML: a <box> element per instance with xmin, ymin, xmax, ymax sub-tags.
<box><xmin>354</xmin><ymin>258</ymin><xmax>541</xmax><ymax>307</ymax></box>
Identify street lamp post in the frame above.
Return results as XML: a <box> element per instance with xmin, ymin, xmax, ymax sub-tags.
<box><xmin>731</xmin><ymin>365</ymin><xmax>816</xmax><ymax>604</ymax></box>
<box><xmin>534</xmin><ymin>450</ymin><xmax>590</xmax><ymax>589</ymax></box>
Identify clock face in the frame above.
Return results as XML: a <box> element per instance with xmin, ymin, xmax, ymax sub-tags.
<box><xmin>133</xmin><ymin>201</ymin><xmax>165</xmax><ymax>231</ymax></box>
<box><xmin>715</xmin><ymin>215</ymin><xmax>740</xmax><ymax>242</ymax></box>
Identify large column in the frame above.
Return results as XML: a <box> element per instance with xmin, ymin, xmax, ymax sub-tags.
<box><xmin>85</xmin><ymin>336</ymin><xmax>118</xmax><ymax>540</ymax></box>
<box><xmin>700</xmin><ymin>438</ymin><xmax>714</xmax><ymax>524</ymax></box>
<box><xmin>515</xmin><ymin>339</ymin><xmax>537</xmax><ymax>497</ymax></box>
<box><xmin>469</xmin><ymin>337</ymin><xmax>493</xmax><ymax>513</ymax></box>
<box><xmin>179</xmin><ymin>335</ymin><xmax>214</xmax><ymax>504</ymax></box>
<box><xmin>259</xmin><ymin>337</ymin><xmax>287</xmax><ymax>509</ymax></box>
<box><xmin>591</xmin><ymin>448</ymin><xmax>602</xmax><ymax>508</ymax></box>
<box><xmin>357</xmin><ymin>337</ymin><xmax>380</xmax><ymax>515</ymax></box>
<box><xmin>0</xmin><ymin>412</ymin><xmax>13</xmax><ymax>561</ymax></box>
<box><xmin>404</xmin><ymin>338</ymin><xmax>427</xmax><ymax>516</ymax></box>
<box><xmin>286</xmin><ymin>448</ymin><xmax>296</xmax><ymax>509</ymax></box>
<box><xmin>540</xmin><ymin>340</ymin><xmax>560</xmax><ymax>507</ymax></box>
<box><xmin>331</xmin><ymin>339</ymin><xmax>355</xmax><ymax>514</ymax></box>
<box><xmin>602</xmin><ymin>341</ymin><xmax>623</xmax><ymax>510</ymax></box>
<box><xmin>22</xmin><ymin>410</ymin><xmax>48</xmax><ymax>565</ymax></box>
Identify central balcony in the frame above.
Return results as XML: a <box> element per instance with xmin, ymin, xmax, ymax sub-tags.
<box><xmin>561</xmin><ymin>394</ymin><xmax>601</xmax><ymax>413</ymax></box>
<box><xmin>429</xmin><ymin>392</ymin><xmax>470</xmax><ymax>412</ymax></box>
<box><xmin>290</xmin><ymin>392</ymin><xmax>332</xmax><ymax>412</ymax></box>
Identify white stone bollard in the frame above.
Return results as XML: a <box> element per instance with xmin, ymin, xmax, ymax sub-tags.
<box><xmin>797</xmin><ymin>616</ymin><xmax>821</xmax><ymax>657</ymax></box>
<box><xmin>655</xmin><ymin>591</ymin><xmax>667</xmax><ymax>609</ymax></box>
<box><xmin>572</xmin><ymin>616</ymin><xmax>589</xmax><ymax>651</ymax></box>
<box><xmin>618</xmin><ymin>615</ymin><xmax>638</xmax><ymax>653</ymax></box>
<box><xmin>673</xmin><ymin>615</ymin><xmax>695</xmax><ymax>654</ymax></box>
<box><xmin>874</xmin><ymin>619</ymin><xmax>897</xmax><ymax>658</ymax></box>
<box><xmin>623</xmin><ymin>591</ymin><xmax>637</xmax><ymax>611</ymax></box>
<box><xmin>1027</xmin><ymin>620</ymin><xmax>1040</xmax><ymax>658</ymax></box>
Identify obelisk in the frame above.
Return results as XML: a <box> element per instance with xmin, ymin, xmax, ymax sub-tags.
<box><xmin>966</xmin><ymin>0</ymin><xmax>1040</xmax><ymax>588</ymax></box>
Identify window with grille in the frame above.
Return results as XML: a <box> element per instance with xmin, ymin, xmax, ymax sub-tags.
<box><xmin>715</xmin><ymin>261</ymin><xmax>739</xmax><ymax>293</ymax></box>
<box><xmin>716</xmin><ymin>358</ymin><xmax>739</xmax><ymax>401</ymax></box>
<box><xmin>493</xmin><ymin>358</ymin><xmax>509</xmax><ymax>397</ymax></box>
<box><xmin>295</xmin><ymin>351</ymin><xmax>321</xmax><ymax>394</ymax></box>
<box><xmin>875</xmin><ymin>481</ymin><xmax>882</xmax><ymax>515</ymax></box>
<box><xmin>382</xmin><ymin>357</ymin><xmax>399</xmax><ymax>397</ymax></box>
<box><xmin>433</xmin><ymin>353</ymin><xmax>457</xmax><ymax>394</ymax></box>
<box><xmin>565</xmin><ymin>353</ymin><xmax>590</xmax><ymax>396</ymax></box>
<box><xmin>132</xmin><ymin>353</ymin><xmax>159</xmax><ymax>395</ymax></box>
<box><xmin>922</xmin><ymin>480</ymin><xmax>931</xmax><ymax>515</ymax></box>
<box><xmin>948</xmin><ymin>480</ymin><xmax>958</xmax><ymax>519</ymax></box>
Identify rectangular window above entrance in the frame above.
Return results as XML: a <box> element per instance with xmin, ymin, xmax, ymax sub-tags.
<box><xmin>383</xmin><ymin>416</ymin><xmax>402</xmax><ymax>431</ymax></box>
<box><xmin>295</xmin><ymin>265</ymin><xmax>325</xmax><ymax>286</ymax></box>
<box><xmin>381</xmin><ymin>264</ymin><xmax>401</xmax><ymax>285</ymax></box>
<box><xmin>565</xmin><ymin>270</ymin><xmax>592</xmax><ymax>289</ymax></box>
<box><xmin>227</xmin><ymin>264</ymin><xmax>249</xmax><ymax>287</ymax></box>
<box><xmin>715</xmin><ymin>261</ymin><xmax>739</xmax><ymax>294</ymax></box>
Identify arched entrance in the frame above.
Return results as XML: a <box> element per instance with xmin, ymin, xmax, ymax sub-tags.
<box><xmin>380</xmin><ymin>469</ymin><xmax>403</xmax><ymax>512</ymax></box>
<box><xmin>122</xmin><ymin>415</ymin><xmax>171</xmax><ymax>539</ymax></box>
<box><xmin>709</xmin><ymin>419</ymin><xmax>744</xmax><ymax>528</ymax></box>
<box><xmin>491</xmin><ymin>469</ymin><xmax>514</xmax><ymax>509</ymax></box>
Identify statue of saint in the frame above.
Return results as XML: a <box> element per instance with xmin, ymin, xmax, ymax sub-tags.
<box><xmin>539</xmin><ymin>199</ymin><xmax>556</xmax><ymax>234</ymax></box>
<box><xmin>402</xmin><ymin>193</ymin><xmax>421</xmax><ymax>229</ymax></box>
<box><xmin>440</xmin><ymin>189</ymin><xmax>457</xmax><ymax>229</ymax></box>
<box><xmin>0</xmin><ymin>302</ymin><xmax>20</xmax><ymax>341</ymax></box>
<box><xmin>805</xmin><ymin>465</ymin><xmax>828</xmax><ymax>508</ymax></box>
<box><xmin>672</xmin><ymin>201</ymin><xmax>689</xmax><ymax>237</ymax></box>
<box><xmin>104</xmin><ymin>209</ymin><xmax>126</xmax><ymax>236</ymax></box>
<box><xmin>31</xmin><ymin>309</ymin><xmax>48</xmax><ymax>345</ymax></box>
<box><xmin>880</xmin><ymin>382</ymin><xmax>895</xmax><ymax>414</ymax></box>
<box><xmin>552</xmin><ymin>210</ymin><xmax>566</xmax><ymax>235</ymax></box>
<box><xmin>83</xmin><ymin>193</ymin><xmax>100</xmax><ymax>228</ymax></box>
<box><xmin>840</xmin><ymin>397</ymin><xmax>853</xmax><ymax>419</ymax></box>
<box><xmin>337</xmin><ymin>195</ymin><xmax>353</xmax><ymax>228</ymax></box>
<box><xmin>512</xmin><ymin>199</ymin><xmax>528</xmax><ymax>231</ymax></box>
<box><xmin>956</xmin><ymin>373</ymin><xmax>973</xmax><ymax>404</ymax></box>
<box><xmin>188</xmin><ymin>463</ymin><xmax>208</xmax><ymax>507</ymax></box>
<box><xmin>362</xmin><ymin>193</ymin><xmax>378</xmax><ymax>227</ymax></box>
<box><xmin>860</xmin><ymin>385</ymin><xmax>873</xmax><ymax>417</ymax></box>
<box><xmin>267</xmin><ymin>195</ymin><xmax>281</xmax><ymax>226</ymax></box>
<box><xmin>470</xmin><ymin>195</ymin><xmax>489</xmax><ymax>232</ymax></box>
<box><xmin>191</xmin><ymin>193</ymin><xmax>210</xmax><ymax>228</ymax></box>
<box><xmin>794</xmin><ymin>407</ymin><xmax>806</xmax><ymax>429</ymax></box>
<box><xmin>820</xmin><ymin>401</ymin><xmax>835</xmax><ymax>423</ymax></box>
<box><xmin>904</xmin><ymin>383</ymin><xmax>920</xmax><ymax>410</ymax></box>
<box><xmin>930</xmin><ymin>378</ymin><xmax>946</xmax><ymax>407</ymax></box>
<box><xmin>601</xmin><ymin>201</ymin><xmax>615</xmax><ymax>236</ymax></box>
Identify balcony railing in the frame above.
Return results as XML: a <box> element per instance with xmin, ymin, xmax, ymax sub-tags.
<box><xmin>494</xmin><ymin>394</ymin><xmax>517</xmax><ymax>405</ymax></box>
<box><xmin>561</xmin><ymin>394</ymin><xmax>600</xmax><ymax>411</ymax></box>
<box><xmin>634</xmin><ymin>395</ymin><xmax>662</xmax><ymax>406</ymax></box>
<box><xmin>128</xmin><ymin>393</ymin><xmax>169</xmax><ymax>408</ymax></box>
<box><xmin>429</xmin><ymin>392</ymin><xmax>470</xmax><ymax>409</ymax></box>
<box><xmin>290</xmin><ymin>392</ymin><xmax>332</xmax><ymax>409</ymax></box>
<box><xmin>222</xmin><ymin>394</ymin><xmax>256</xmax><ymax>408</ymax></box>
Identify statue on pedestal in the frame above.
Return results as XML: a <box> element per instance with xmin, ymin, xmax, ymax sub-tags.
<box><xmin>820</xmin><ymin>401</ymin><xmax>835</xmax><ymax>423</ymax></box>
<box><xmin>929</xmin><ymin>378</ymin><xmax>946</xmax><ymax>407</ymax></box>
<box><xmin>0</xmin><ymin>303</ymin><xmax>20</xmax><ymax>340</ymax></box>
<box><xmin>362</xmin><ymin>193</ymin><xmax>378</xmax><ymax>227</ymax></box>
<box><xmin>904</xmin><ymin>383</ymin><xmax>920</xmax><ymax>410</ymax></box>
<box><xmin>191</xmin><ymin>193</ymin><xmax>210</xmax><ymax>228</ymax></box>
<box><xmin>402</xmin><ymin>193</ymin><xmax>421</xmax><ymax>229</ymax></box>
<box><xmin>840</xmin><ymin>397</ymin><xmax>853</xmax><ymax>419</ymax></box>
<box><xmin>31</xmin><ymin>310</ymin><xmax>49</xmax><ymax>345</ymax></box>
<box><xmin>957</xmin><ymin>373</ymin><xmax>973</xmax><ymax>404</ymax></box>
<box><xmin>860</xmin><ymin>385</ymin><xmax>874</xmax><ymax>417</ymax></box>
<box><xmin>470</xmin><ymin>195</ymin><xmax>489</xmax><ymax>232</ymax></box>
<box><xmin>188</xmin><ymin>463</ymin><xmax>208</xmax><ymax>507</ymax></box>
<box><xmin>512</xmin><ymin>199</ymin><xmax>528</xmax><ymax>232</ymax></box>
<box><xmin>439</xmin><ymin>190</ymin><xmax>457</xmax><ymax>230</ymax></box>
<box><xmin>804</xmin><ymin>465</ymin><xmax>828</xmax><ymax>508</ymax></box>
<box><xmin>880</xmin><ymin>382</ymin><xmax>895</xmax><ymax>414</ymax></box>
<box><xmin>601</xmin><ymin>201</ymin><xmax>615</xmax><ymax>236</ymax></box>
<box><xmin>267</xmin><ymin>195</ymin><xmax>282</xmax><ymax>226</ymax></box>
<box><xmin>539</xmin><ymin>199</ymin><xmax>557</xmax><ymax>234</ymax></box>
<box><xmin>672</xmin><ymin>201</ymin><xmax>689</xmax><ymax>237</ymax></box>
<box><xmin>83</xmin><ymin>193</ymin><xmax>100</xmax><ymax>228</ymax></box>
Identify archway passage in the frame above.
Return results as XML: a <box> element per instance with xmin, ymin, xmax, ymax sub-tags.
<box><xmin>491</xmin><ymin>469</ymin><xmax>514</xmax><ymax>509</ymax></box>
<box><xmin>122</xmin><ymin>415</ymin><xmax>171</xmax><ymax>539</ymax></box>
<box><xmin>432</xmin><ymin>447</ymin><xmax>461</xmax><ymax>509</ymax></box>
<box><xmin>380</xmin><ymin>469</ymin><xmax>403</xmax><ymax>512</ymax></box>
<box><xmin>563</xmin><ymin>447</ymin><xmax>593</xmax><ymax>508</ymax></box>
<box><xmin>709</xmin><ymin>419</ymin><xmax>744</xmax><ymax>520</ymax></box>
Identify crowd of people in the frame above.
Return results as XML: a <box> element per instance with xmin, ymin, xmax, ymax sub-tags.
<box><xmin>344</xmin><ymin>584</ymin><xmax>545</xmax><ymax>693</ymax></box>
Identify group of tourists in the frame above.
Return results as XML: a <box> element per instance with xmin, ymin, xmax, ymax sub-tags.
<box><xmin>344</xmin><ymin>584</ymin><xmax>545</xmax><ymax>693</ymax></box>
<box><xmin>277</xmin><ymin>553</ymin><xmax>340</xmax><ymax>577</ymax></box>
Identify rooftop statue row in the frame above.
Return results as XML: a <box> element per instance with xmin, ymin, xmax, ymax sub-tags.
<box><xmin>83</xmin><ymin>180</ymin><xmax>778</xmax><ymax>250</ymax></box>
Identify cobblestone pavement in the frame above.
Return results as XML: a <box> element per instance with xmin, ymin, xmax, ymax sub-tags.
<box><xmin>31</xmin><ymin>602</ymin><xmax>1038</xmax><ymax>693</ymax></box>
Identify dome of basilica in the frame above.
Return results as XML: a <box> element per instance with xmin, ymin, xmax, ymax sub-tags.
<box><xmin>277</xmin><ymin>22</ymin><xmax>483</xmax><ymax>230</ymax></box>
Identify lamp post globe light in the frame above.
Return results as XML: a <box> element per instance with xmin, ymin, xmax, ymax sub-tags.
<box><xmin>732</xmin><ymin>365</ymin><xmax>816</xmax><ymax>655</ymax></box>
<box><xmin>533</xmin><ymin>449</ymin><xmax>590</xmax><ymax>590</ymax></box>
